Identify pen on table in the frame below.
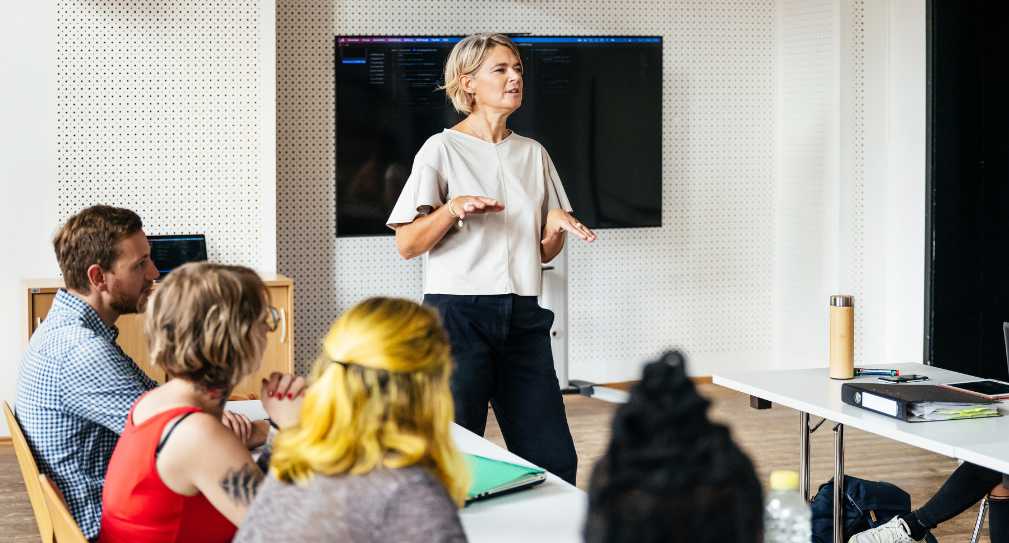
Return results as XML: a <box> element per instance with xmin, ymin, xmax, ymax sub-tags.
<box><xmin>854</xmin><ymin>368</ymin><xmax>900</xmax><ymax>377</ymax></box>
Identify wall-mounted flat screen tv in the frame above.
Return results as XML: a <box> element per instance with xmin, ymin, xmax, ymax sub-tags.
<box><xmin>335</xmin><ymin>35</ymin><xmax>662</xmax><ymax>237</ymax></box>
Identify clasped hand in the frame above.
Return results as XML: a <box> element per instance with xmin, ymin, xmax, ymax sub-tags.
<box><xmin>259</xmin><ymin>372</ymin><xmax>306</xmax><ymax>430</ymax></box>
<box><xmin>219</xmin><ymin>372</ymin><xmax>306</xmax><ymax>448</ymax></box>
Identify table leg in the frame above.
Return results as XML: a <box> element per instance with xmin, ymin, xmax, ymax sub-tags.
<box><xmin>833</xmin><ymin>423</ymin><xmax>845</xmax><ymax>543</ymax></box>
<box><xmin>800</xmin><ymin>412</ymin><xmax>811</xmax><ymax>502</ymax></box>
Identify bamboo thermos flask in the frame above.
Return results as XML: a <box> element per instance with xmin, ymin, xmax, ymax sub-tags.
<box><xmin>829</xmin><ymin>295</ymin><xmax>854</xmax><ymax>380</ymax></box>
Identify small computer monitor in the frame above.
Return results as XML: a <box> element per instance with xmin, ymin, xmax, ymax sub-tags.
<box><xmin>147</xmin><ymin>234</ymin><xmax>208</xmax><ymax>275</ymax></box>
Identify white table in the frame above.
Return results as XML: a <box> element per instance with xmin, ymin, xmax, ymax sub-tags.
<box><xmin>225</xmin><ymin>400</ymin><xmax>587</xmax><ymax>543</ymax></box>
<box><xmin>713</xmin><ymin>363</ymin><xmax>1009</xmax><ymax>543</ymax></box>
<box><xmin>452</xmin><ymin>425</ymin><xmax>586</xmax><ymax>542</ymax></box>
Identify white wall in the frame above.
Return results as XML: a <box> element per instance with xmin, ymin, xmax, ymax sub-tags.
<box><xmin>52</xmin><ymin>0</ymin><xmax>278</xmax><ymax>272</ymax></box>
<box><xmin>879</xmin><ymin>0</ymin><xmax>926</xmax><ymax>365</ymax></box>
<box><xmin>842</xmin><ymin>0</ymin><xmax>926</xmax><ymax>367</ymax></box>
<box><xmin>1</xmin><ymin>3</ymin><xmax>59</xmax><ymax>439</ymax></box>
<box><xmin>0</xmin><ymin>0</ymin><xmax>277</xmax><ymax>437</ymax></box>
<box><xmin>773</xmin><ymin>0</ymin><xmax>925</xmax><ymax>370</ymax></box>
<box><xmin>277</xmin><ymin>0</ymin><xmax>779</xmax><ymax>382</ymax></box>
<box><xmin>773</xmin><ymin>0</ymin><xmax>840</xmax><ymax>370</ymax></box>
<box><xmin>2</xmin><ymin>1</ymin><xmax>928</xmax><ymax>440</ymax></box>
<box><xmin>278</xmin><ymin>0</ymin><xmax>926</xmax><ymax>382</ymax></box>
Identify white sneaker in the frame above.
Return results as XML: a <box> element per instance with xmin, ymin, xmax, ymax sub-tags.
<box><xmin>847</xmin><ymin>517</ymin><xmax>922</xmax><ymax>543</ymax></box>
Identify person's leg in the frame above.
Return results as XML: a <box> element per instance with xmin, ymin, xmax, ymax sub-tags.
<box><xmin>989</xmin><ymin>479</ymin><xmax>1009</xmax><ymax>542</ymax></box>
<box><xmin>490</xmin><ymin>296</ymin><xmax>577</xmax><ymax>485</ymax></box>
<box><xmin>900</xmin><ymin>462</ymin><xmax>1005</xmax><ymax>540</ymax></box>
<box><xmin>424</xmin><ymin>294</ymin><xmax>496</xmax><ymax>436</ymax></box>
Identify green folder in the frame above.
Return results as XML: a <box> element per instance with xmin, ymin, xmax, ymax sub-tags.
<box><xmin>465</xmin><ymin>453</ymin><xmax>547</xmax><ymax>504</ymax></box>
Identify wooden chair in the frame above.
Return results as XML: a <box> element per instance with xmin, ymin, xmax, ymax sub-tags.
<box><xmin>38</xmin><ymin>474</ymin><xmax>88</xmax><ymax>543</ymax></box>
<box><xmin>3</xmin><ymin>401</ymin><xmax>54</xmax><ymax>543</ymax></box>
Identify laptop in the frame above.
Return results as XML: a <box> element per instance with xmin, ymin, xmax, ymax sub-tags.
<box><xmin>147</xmin><ymin>234</ymin><xmax>208</xmax><ymax>275</ymax></box>
<box><xmin>465</xmin><ymin>454</ymin><xmax>546</xmax><ymax>504</ymax></box>
<box><xmin>1004</xmin><ymin>321</ymin><xmax>1009</xmax><ymax>376</ymax></box>
<box><xmin>940</xmin><ymin>323</ymin><xmax>1009</xmax><ymax>400</ymax></box>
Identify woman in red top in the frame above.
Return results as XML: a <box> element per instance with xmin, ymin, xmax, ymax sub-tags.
<box><xmin>99</xmin><ymin>263</ymin><xmax>304</xmax><ymax>543</ymax></box>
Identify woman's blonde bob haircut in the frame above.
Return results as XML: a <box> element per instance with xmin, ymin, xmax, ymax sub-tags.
<box><xmin>269</xmin><ymin>297</ymin><xmax>470</xmax><ymax>506</ymax></box>
<box><xmin>145</xmin><ymin>262</ymin><xmax>269</xmax><ymax>392</ymax></box>
<box><xmin>442</xmin><ymin>33</ymin><xmax>522</xmax><ymax>114</ymax></box>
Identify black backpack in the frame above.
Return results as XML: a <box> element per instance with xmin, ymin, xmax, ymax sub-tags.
<box><xmin>810</xmin><ymin>476</ymin><xmax>938</xmax><ymax>543</ymax></box>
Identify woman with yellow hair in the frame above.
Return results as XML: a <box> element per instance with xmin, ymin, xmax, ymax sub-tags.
<box><xmin>234</xmin><ymin>297</ymin><xmax>470</xmax><ymax>543</ymax></box>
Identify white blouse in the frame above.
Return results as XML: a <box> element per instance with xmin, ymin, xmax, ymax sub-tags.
<box><xmin>387</xmin><ymin>129</ymin><xmax>572</xmax><ymax>296</ymax></box>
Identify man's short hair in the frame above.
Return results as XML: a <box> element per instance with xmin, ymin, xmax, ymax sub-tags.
<box><xmin>53</xmin><ymin>205</ymin><xmax>144</xmax><ymax>293</ymax></box>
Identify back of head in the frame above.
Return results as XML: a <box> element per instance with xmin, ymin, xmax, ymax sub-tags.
<box><xmin>53</xmin><ymin>205</ymin><xmax>143</xmax><ymax>293</ymax></box>
<box><xmin>270</xmin><ymin>297</ymin><xmax>469</xmax><ymax>505</ymax></box>
<box><xmin>144</xmin><ymin>262</ymin><xmax>268</xmax><ymax>392</ymax></box>
<box><xmin>585</xmin><ymin>351</ymin><xmax>763</xmax><ymax>543</ymax></box>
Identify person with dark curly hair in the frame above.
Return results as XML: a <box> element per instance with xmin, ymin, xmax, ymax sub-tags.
<box><xmin>585</xmin><ymin>351</ymin><xmax>764</xmax><ymax>543</ymax></box>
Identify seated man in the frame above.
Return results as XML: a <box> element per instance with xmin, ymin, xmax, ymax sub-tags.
<box><xmin>849</xmin><ymin>463</ymin><xmax>1008</xmax><ymax>542</ymax></box>
<box><xmin>15</xmin><ymin>205</ymin><xmax>268</xmax><ymax>540</ymax></box>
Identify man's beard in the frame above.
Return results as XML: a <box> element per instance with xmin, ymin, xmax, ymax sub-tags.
<box><xmin>110</xmin><ymin>286</ymin><xmax>149</xmax><ymax>315</ymax></box>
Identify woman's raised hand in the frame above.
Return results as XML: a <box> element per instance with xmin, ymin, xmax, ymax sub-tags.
<box><xmin>542</xmin><ymin>208</ymin><xmax>597</xmax><ymax>244</ymax></box>
<box><xmin>260</xmin><ymin>372</ymin><xmax>306</xmax><ymax>430</ymax></box>
<box><xmin>447</xmin><ymin>196</ymin><xmax>505</xmax><ymax>219</ymax></box>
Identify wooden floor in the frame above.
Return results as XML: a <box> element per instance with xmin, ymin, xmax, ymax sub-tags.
<box><xmin>1</xmin><ymin>438</ymin><xmax>39</xmax><ymax>543</ymax></box>
<box><xmin>1</xmin><ymin>385</ymin><xmax>992</xmax><ymax>541</ymax></box>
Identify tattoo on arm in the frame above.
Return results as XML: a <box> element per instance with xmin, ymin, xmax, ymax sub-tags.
<box><xmin>219</xmin><ymin>464</ymin><xmax>264</xmax><ymax>506</ymax></box>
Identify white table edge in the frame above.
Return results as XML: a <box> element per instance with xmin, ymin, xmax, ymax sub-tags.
<box><xmin>225</xmin><ymin>400</ymin><xmax>587</xmax><ymax>543</ymax></box>
<box><xmin>711</xmin><ymin>374</ymin><xmax>962</xmax><ymax>459</ymax></box>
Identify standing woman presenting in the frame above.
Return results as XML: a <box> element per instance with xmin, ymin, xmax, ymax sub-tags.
<box><xmin>387</xmin><ymin>33</ymin><xmax>595</xmax><ymax>484</ymax></box>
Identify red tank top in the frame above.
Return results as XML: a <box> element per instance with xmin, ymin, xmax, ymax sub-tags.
<box><xmin>99</xmin><ymin>401</ymin><xmax>237</xmax><ymax>543</ymax></box>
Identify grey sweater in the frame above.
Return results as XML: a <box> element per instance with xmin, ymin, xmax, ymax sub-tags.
<box><xmin>234</xmin><ymin>466</ymin><xmax>468</xmax><ymax>543</ymax></box>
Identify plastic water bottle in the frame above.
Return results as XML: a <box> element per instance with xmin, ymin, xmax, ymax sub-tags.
<box><xmin>764</xmin><ymin>470</ymin><xmax>812</xmax><ymax>543</ymax></box>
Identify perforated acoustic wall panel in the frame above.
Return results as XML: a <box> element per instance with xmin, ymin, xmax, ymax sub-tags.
<box><xmin>773</xmin><ymin>0</ymin><xmax>878</xmax><ymax>370</ymax></box>
<box><xmin>55</xmin><ymin>0</ymin><xmax>270</xmax><ymax>270</ymax></box>
<box><xmin>277</xmin><ymin>1</ymin><xmax>776</xmax><ymax>379</ymax></box>
<box><xmin>845</xmin><ymin>0</ymin><xmax>867</xmax><ymax>365</ymax></box>
<box><xmin>774</xmin><ymin>0</ymin><xmax>838</xmax><ymax>369</ymax></box>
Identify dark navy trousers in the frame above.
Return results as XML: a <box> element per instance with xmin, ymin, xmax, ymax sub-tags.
<box><xmin>424</xmin><ymin>294</ymin><xmax>578</xmax><ymax>485</ymax></box>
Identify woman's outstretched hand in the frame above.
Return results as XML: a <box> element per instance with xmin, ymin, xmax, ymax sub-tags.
<box><xmin>542</xmin><ymin>208</ymin><xmax>597</xmax><ymax>245</ymax></box>
<box><xmin>447</xmin><ymin>196</ymin><xmax>505</xmax><ymax>219</ymax></box>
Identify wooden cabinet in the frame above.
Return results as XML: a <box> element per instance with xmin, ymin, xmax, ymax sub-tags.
<box><xmin>25</xmin><ymin>274</ymin><xmax>294</xmax><ymax>398</ymax></box>
<box><xmin>235</xmin><ymin>282</ymin><xmax>295</xmax><ymax>397</ymax></box>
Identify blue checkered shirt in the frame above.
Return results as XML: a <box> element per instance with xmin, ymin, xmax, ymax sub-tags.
<box><xmin>16</xmin><ymin>289</ymin><xmax>157</xmax><ymax>541</ymax></box>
